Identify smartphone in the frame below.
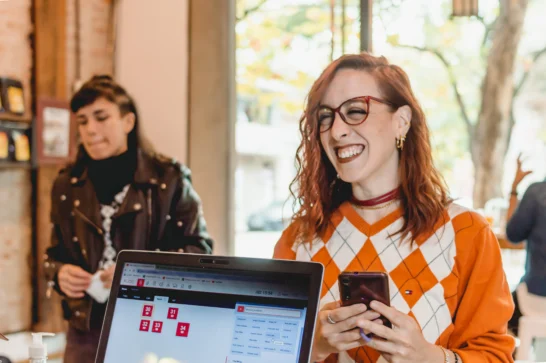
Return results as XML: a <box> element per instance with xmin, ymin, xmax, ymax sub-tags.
<box><xmin>338</xmin><ymin>271</ymin><xmax>392</xmax><ymax>329</ymax></box>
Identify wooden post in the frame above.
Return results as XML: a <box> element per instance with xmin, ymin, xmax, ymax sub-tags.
<box><xmin>188</xmin><ymin>0</ymin><xmax>236</xmax><ymax>256</ymax></box>
<box><xmin>34</xmin><ymin>0</ymin><xmax>67</xmax><ymax>99</ymax></box>
<box><xmin>32</xmin><ymin>0</ymin><xmax>68</xmax><ymax>333</ymax></box>
<box><xmin>360</xmin><ymin>0</ymin><xmax>373</xmax><ymax>53</ymax></box>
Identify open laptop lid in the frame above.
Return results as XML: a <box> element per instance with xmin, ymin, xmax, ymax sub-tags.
<box><xmin>95</xmin><ymin>251</ymin><xmax>324</xmax><ymax>363</ymax></box>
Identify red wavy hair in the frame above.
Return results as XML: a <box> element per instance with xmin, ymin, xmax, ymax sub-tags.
<box><xmin>289</xmin><ymin>53</ymin><xmax>450</xmax><ymax>244</ymax></box>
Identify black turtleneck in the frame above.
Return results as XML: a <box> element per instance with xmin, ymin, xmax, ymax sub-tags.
<box><xmin>88</xmin><ymin>150</ymin><xmax>137</xmax><ymax>205</ymax></box>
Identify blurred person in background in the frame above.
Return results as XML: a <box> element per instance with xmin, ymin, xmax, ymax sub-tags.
<box><xmin>506</xmin><ymin>154</ymin><xmax>546</xmax><ymax>336</ymax></box>
<box><xmin>43</xmin><ymin>75</ymin><xmax>213</xmax><ymax>363</ymax></box>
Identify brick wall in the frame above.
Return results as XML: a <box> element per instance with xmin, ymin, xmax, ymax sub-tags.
<box><xmin>0</xmin><ymin>0</ymin><xmax>114</xmax><ymax>334</ymax></box>
<box><xmin>0</xmin><ymin>170</ymin><xmax>32</xmax><ymax>333</ymax></box>
<box><xmin>0</xmin><ymin>0</ymin><xmax>33</xmax><ymax>334</ymax></box>
<box><xmin>0</xmin><ymin>0</ymin><xmax>33</xmax><ymax>117</ymax></box>
<box><xmin>66</xmin><ymin>0</ymin><xmax>115</xmax><ymax>93</ymax></box>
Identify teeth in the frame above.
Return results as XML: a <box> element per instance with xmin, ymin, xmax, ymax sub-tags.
<box><xmin>337</xmin><ymin>145</ymin><xmax>364</xmax><ymax>159</ymax></box>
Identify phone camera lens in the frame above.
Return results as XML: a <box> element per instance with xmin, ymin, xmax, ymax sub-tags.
<box><xmin>342</xmin><ymin>277</ymin><xmax>350</xmax><ymax>285</ymax></box>
<box><xmin>341</xmin><ymin>282</ymin><xmax>351</xmax><ymax>300</ymax></box>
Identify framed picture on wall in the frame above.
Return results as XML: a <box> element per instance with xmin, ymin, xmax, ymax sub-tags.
<box><xmin>35</xmin><ymin>98</ymin><xmax>77</xmax><ymax>165</ymax></box>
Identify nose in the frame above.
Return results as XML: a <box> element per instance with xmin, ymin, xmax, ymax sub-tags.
<box><xmin>330</xmin><ymin>112</ymin><xmax>350</xmax><ymax>141</ymax></box>
<box><xmin>82</xmin><ymin>119</ymin><xmax>98</xmax><ymax>135</ymax></box>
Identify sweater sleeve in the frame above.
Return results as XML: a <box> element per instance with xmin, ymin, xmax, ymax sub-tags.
<box><xmin>272</xmin><ymin>223</ymin><xmax>298</xmax><ymax>260</ymax></box>
<box><xmin>450</xmin><ymin>224</ymin><xmax>516</xmax><ymax>362</ymax></box>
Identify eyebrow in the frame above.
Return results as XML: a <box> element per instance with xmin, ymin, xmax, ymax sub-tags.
<box><xmin>318</xmin><ymin>102</ymin><xmax>337</xmax><ymax>108</ymax></box>
<box><xmin>76</xmin><ymin>108</ymin><xmax>108</xmax><ymax>118</ymax></box>
<box><xmin>93</xmin><ymin>109</ymin><xmax>108</xmax><ymax>115</ymax></box>
<box><xmin>319</xmin><ymin>98</ymin><xmax>365</xmax><ymax>108</ymax></box>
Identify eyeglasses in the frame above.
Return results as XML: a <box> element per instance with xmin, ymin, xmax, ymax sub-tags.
<box><xmin>317</xmin><ymin>96</ymin><xmax>393</xmax><ymax>132</ymax></box>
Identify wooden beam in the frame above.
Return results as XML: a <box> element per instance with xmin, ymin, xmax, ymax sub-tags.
<box><xmin>34</xmin><ymin>0</ymin><xmax>67</xmax><ymax>98</ymax></box>
<box><xmin>188</xmin><ymin>0</ymin><xmax>236</xmax><ymax>256</ymax></box>
<box><xmin>360</xmin><ymin>0</ymin><xmax>373</xmax><ymax>52</ymax></box>
<box><xmin>32</xmin><ymin>0</ymin><xmax>68</xmax><ymax>333</ymax></box>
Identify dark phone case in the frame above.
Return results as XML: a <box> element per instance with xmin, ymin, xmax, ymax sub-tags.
<box><xmin>338</xmin><ymin>271</ymin><xmax>392</xmax><ymax>329</ymax></box>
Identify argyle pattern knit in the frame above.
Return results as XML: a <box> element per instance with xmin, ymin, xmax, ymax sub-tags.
<box><xmin>273</xmin><ymin>202</ymin><xmax>515</xmax><ymax>363</ymax></box>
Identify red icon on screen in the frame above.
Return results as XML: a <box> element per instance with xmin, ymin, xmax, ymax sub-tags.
<box><xmin>168</xmin><ymin>307</ymin><xmax>179</xmax><ymax>320</ymax></box>
<box><xmin>176</xmin><ymin>322</ymin><xmax>190</xmax><ymax>337</ymax></box>
<box><xmin>137</xmin><ymin>279</ymin><xmax>145</xmax><ymax>287</ymax></box>
<box><xmin>237</xmin><ymin>306</ymin><xmax>245</xmax><ymax>312</ymax></box>
<box><xmin>139</xmin><ymin>320</ymin><xmax>150</xmax><ymax>332</ymax></box>
<box><xmin>152</xmin><ymin>321</ymin><xmax>163</xmax><ymax>333</ymax></box>
<box><xmin>142</xmin><ymin>304</ymin><xmax>154</xmax><ymax>317</ymax></box>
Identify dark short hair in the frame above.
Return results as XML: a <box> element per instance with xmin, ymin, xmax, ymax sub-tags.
<box><xmin>71</xmin><ymin>75</ymin><xmax>135</xmax><ymax>114</ymax></box>
<box><xmin>70</xmin><ymin>75</ymin><xmax>154</xmax><ymax>165</ymax></box>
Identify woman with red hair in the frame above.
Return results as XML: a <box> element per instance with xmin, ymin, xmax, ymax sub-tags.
<box><xmin>274</xmin><ymin>53</ymin><xmax>515</xmax><ymax>363</ymax></box>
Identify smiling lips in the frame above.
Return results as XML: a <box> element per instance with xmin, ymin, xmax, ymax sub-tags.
<box><xmin>335</xmin><ymin>144</ymin><xmax>365</xmax><ymax>164</ymax></box>
<box><xmin>88</xmin><ymin>140</ymin><xmax>106</xmax><ymax>147</ymax></box>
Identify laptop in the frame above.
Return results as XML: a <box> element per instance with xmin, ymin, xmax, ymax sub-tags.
<box><xmin>95</xmin><ymin>250</ymin><xmax>324</xmax><ymax>363</ymax></box>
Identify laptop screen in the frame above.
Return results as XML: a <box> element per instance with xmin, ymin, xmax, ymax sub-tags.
<box><xmin>102</xmin><ymin>262</ymin><xmax>312</xmax><ymax>363</ymax></box>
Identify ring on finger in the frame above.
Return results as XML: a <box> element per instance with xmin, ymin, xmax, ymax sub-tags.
<box><xmin>327</xmin><ymin>312</ymin><xmax>336</xmax><ymax>324</ymax></box>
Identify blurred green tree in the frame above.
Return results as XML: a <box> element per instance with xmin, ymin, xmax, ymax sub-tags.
<box><xmin>236</xmin><ymin>0</ymin><xmax>546</xmax><ymax>207</ymax></box>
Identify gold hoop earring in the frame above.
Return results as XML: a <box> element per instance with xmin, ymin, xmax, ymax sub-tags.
<box><xmin>397</xmin><ymin>135</ymin><xmax>406</xmax><ymax>150</ymax></box>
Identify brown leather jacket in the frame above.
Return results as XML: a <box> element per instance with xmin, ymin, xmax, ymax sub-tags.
<box><xmin>44</xmin><ymin>150</ymin><xmax>213</xmax><ymax>331</ymax></box>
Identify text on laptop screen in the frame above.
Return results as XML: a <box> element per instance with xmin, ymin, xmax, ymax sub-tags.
<box><xmin>103</xmin><ymin>262</ymin><xmax>311</xmax><ymax>363</ymax></box>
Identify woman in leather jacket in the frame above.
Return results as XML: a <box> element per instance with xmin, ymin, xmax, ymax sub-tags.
<box><xmin>44</xmin><ymin>75</ymin><xmax>213</xmax><ymax>363</ymax></box>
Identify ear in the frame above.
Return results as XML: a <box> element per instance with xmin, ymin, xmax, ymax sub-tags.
<box><xmin>122</xmin><ymin>112</ymin><xmax>136</xmax><ymax>134</ymax></box>
<box><xmin>392</xmin><ymin>105</ymin><xmax>412</xmax><ymax>137</ymax></box>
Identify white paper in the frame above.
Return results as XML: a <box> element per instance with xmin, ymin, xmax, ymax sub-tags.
<box><xmin>86</xmin><ymin>271</ymin><xmax>111</xmax><ymax>303</ymax></box>
<box><xmin>43</xmin><ymin>106</ymin><xmax>71</xmax><ymax>157</ymax></box>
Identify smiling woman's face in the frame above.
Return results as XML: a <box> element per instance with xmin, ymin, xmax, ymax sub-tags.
<box><xmin>75</xmin><ymin>97</ymin><xmax>135</xmax><ymax>160</ymax></box>
<box><xmin>319</xmin><ymin>69</ymin><xmax>402</xmax><ymax>187</ymax></box>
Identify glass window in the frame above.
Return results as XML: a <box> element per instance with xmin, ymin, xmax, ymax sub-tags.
<box><xmin>234</xmin><ymin>0</ymin><xmax>361</xmax><ymax>257</ymax></box>
<box><xmin>233</xmin><ymin>0</ymin><xmax>545</xmax><ymax>287</ymax></box>
<box><xmin>372</xmin><ymin>0</ymin><xmax>546</xmax><ymax>288</ymax></box>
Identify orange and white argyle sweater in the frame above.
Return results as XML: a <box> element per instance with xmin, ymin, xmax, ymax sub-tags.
<box><xmin>274</xmin><ymin>202</ymin><xmax>515</xmax><ymax>363</ymax></box>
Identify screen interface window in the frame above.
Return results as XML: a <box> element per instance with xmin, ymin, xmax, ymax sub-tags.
<box><xmin>103</xmin><ymin>263</ymin><xmax>310</xmax><ymax>363</ymax></box>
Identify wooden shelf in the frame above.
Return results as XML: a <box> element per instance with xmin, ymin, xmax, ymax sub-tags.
<box><xmin>0</xmin><ymin>113</ymin><xmax>31</xmax><ymax>123</ymax></box>
<box><xmin>0</xmin><ymin>161</ymin><xmax>32</xmax><ymax>169</ymax></box>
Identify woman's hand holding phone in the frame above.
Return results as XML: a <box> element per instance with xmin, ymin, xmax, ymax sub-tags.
<box><xmin>310</xmin><ymin>301</ymin><xmax>384</xmax><ymax>362</ymax></box>
<box><xmin>357</xmin><ymin>301</ymin><xmax>445</xmax><ymax>363</ymax></box>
